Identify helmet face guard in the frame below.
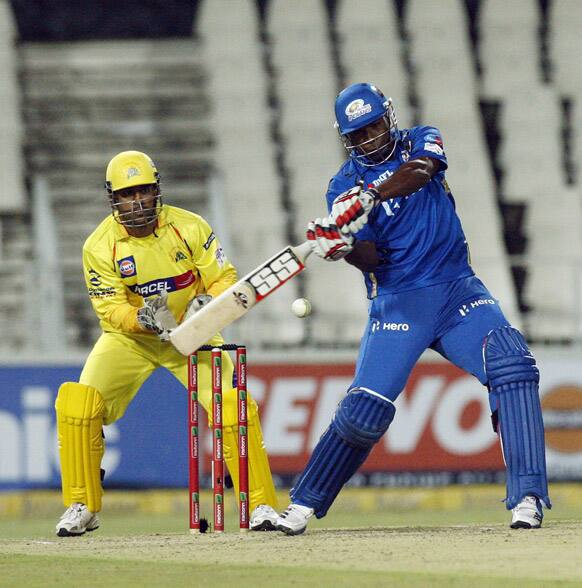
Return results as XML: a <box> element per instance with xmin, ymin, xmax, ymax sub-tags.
<box><xmin>105</xmin><ymin>151</ymin><xmax>163</xmax><ymax>229</ymax></box>
<box><xmin>109</xmin><ymin>186</ymin><xmax>163</xmax><ymax>229</ymax></box>
<box><xmin>334</xmin><ymin>83</ymin><xmax>399</xmax><ymax>167</ymax></box>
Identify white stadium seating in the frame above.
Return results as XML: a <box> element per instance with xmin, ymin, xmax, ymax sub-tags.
<box><xmin>0</xmin><ymin>1</ymin><xmax>25</xmax><ymax>212</ymax></box>
<box><xmin>407</xmin><ymin>0</ymin><xmax>521</xmax><ymax>327</ymax></box>
<box><xmin>2</xmin><ymin>0</ymin><xmax>582</xmax><ymax>350</ymax></box>
<box><xmin>198</xmin><ymin>0</ymin><xmax>304</xmax><ymax>346</ymax></box>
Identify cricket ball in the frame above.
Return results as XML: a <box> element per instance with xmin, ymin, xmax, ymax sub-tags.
<box><xmin>291</xmin><ymin>298</ymin><xmax>312</xmax><ymax>318</ymax></box>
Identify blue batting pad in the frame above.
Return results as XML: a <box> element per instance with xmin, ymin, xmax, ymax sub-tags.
<box><xmin>291</xmin><ymin>390</ymin><xmax>396</xmax><ymax>518</ymax></box>
<box><xmin>484</xmin><ymin>326</ymin><xmax>551</xmax><ymax>509</ymax></box>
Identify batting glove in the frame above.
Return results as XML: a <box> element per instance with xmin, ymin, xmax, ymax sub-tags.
<box><xmin>306</xmin><ymin>217</ymin><xmax>355</xmax><ymax>262</ymax></box>
<box><xmin>330</xmin><ymin>186</ymin><xmax>378</xmax><ymax>235</ymax></box>
<box><xmin>137</xmin><ymin>290</ymin><xmax>178</xmax><ymax>341</ymax></box>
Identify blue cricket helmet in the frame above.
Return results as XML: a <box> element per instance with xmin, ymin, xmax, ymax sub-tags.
<box><xmin>334</xmin><ymin>83</ymin><xmax>399</xmax><ymax>166</ymax></box>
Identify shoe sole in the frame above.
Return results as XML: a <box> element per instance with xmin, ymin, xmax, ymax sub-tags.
<box><xmin>57</xmin><ymin>523</ymin><xmax>100</xmax><ymax>537</ymax></box>
<box><xmin>510</xmin><ymin>521</ymin><xmax>542</xmax><ymax>529</ymax></box>
<box><xmin>276</xmin><ymin>523</ymin><xmax>306</xmax><ymax>536</ymax></box>
<box><xmin>250</xmin><ymin>520</ymin><xmax>278</xmax><ymax>532</ymax></box>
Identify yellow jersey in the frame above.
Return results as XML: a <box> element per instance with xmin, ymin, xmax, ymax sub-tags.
<box><xmin>82</xmin><ymin>205</ymin><xmax>238</xmax><ymax>334</ymax></box>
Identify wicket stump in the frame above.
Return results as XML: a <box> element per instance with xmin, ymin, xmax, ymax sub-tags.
<box><xmin>188</xmin><ymin>344</ymin><xmax>250</xmax><ymax>533</ymax></box>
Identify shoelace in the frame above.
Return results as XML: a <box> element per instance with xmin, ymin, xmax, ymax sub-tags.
<box><xmin>280</xmin><ymin>506</ymin><xmax>302</xmax><ymax>520</ymax></box>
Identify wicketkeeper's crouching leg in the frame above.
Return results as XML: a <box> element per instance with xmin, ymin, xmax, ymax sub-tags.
<box><xmin>277</xmin><ymin>389</ymin><xmax>396</xmax><ymax>534</ymax></box>
<box><xmin>484</xmin><ymin>326</ymin><xmax>551</xmax><ymax>527</ymax></box>
<box><xmin>54</xmin><ymin>382</ymin><xmax>105</xmax><ymax>536</ymax></box>
<box><xmin>220</xmin><ymin>389</ymin><xmax>278</xmax><ymax>516</ymax></box>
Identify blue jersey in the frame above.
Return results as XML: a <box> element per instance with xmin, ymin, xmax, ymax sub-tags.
<box><xmin>326</xmin><ymin>126</ymin><xmax>474</xmax><ymax>297</ymax></box>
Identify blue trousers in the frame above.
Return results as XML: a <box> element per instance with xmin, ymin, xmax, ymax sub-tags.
<box><xmin>352</xmin><ymin>276</ymin><xmax>509</xmax><ymax>400</ymax></box>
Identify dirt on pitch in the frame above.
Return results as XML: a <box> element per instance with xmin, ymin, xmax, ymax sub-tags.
<box><xmin>2</xmin><ymin>521</ymin><xmax>581</xmax><ymax>587</ymax></box>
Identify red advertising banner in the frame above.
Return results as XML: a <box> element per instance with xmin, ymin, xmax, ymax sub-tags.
<box><xmin>249</xmin><ymin>362</ymin><xmax>504</xmax><ymax>475</ymax></box>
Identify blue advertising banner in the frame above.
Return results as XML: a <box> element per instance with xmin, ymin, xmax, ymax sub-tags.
<box><xmin>0</xmin><ymin>365</ymin><xmax>192</xmax><ymax>490</ymax></box>
<box><xmin>2</xmin><ymin>355</ymin><xmax>580</xmax><ymax>490</ymax></box>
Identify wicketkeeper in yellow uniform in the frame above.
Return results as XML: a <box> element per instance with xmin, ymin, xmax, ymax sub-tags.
<box><xmin>55</xmin><ymin>151</ymin><xmax>278</xmax><ymax>536</ymax></box>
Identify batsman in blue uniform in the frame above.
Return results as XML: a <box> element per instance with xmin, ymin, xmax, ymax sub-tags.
<box><xmin>276</xmin><ymin>83</ymin><xmax>551</xmax><ymax>535</ymax></box>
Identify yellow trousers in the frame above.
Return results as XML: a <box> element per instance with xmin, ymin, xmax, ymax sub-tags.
<box><xmin>63</xmin><ymin>331</ymin><xmax>277</xmax><ymax>512</ymax></box>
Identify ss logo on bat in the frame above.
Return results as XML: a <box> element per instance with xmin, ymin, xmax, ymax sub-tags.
<box><xmin>248</xmin><ymin>248</ymin><xmax>302</xmax><ymax>300</ymax></box>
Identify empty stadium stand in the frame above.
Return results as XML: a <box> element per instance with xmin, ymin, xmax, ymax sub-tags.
<box><xmin>1</xmin><ymin>0</ymin><xmax>581</xmax><ymax>351</ymax></box>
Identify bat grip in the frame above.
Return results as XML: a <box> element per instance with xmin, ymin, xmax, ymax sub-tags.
<box><xmin>294</xmin><ymin>241</ymin><xmax>312</xmax><ymax>264</ymax></box>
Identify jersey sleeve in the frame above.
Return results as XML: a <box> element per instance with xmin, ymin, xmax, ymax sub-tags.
<box><xmin>408</xmin><ymin>126</ymin><xmax>448</xmax><ymax>170</ymax></box>
<box><xmin>82</xmin><ymin>243</ymin><xmax>145</xmax><ymax>333</ymax></box>
<box><xmin>191</xmin><ymin>217</ymin><xmax>238</xmax><ymax>298</ymax></box>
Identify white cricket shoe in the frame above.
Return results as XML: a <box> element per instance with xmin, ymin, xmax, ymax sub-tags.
<box><xmin>276</xmin><ymin>504</ymin><xmax>314</xmax><ymax>536</ymax></box>
<box><xmin>250</xmin><ymin>504</ymin><xmax>279</xmax><ymax>531</ymax></box>
<box><xmin>510</xmin><ymin>495</ymin><xmax>543</xmax><ymax>529</ymax></box>
<box><xmin>56</xmin><ymin>503</ymin><xmax>100</xmax><ymax>537</ymax></box>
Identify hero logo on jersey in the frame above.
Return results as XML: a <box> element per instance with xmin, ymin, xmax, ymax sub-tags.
<box><xmin>371</xmin><ymin>320</ymin><xmax>410</xmax><ymax>333</ymax></box>
<box><xmin>345</xmin><ymin>99</ymin><xmax>372</xmax><ymax>122</ymax></box>
<box><xmin>118</xmin><ymin>256</ymin><xmax>137</xmax><ymax>277</ymax></box>
<box><xmin>458</xmin><ymin>298</ymin><xmax>496</xmax><ymax>317</ymax></box>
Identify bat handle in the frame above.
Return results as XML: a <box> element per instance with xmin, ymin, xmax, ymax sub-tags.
<box><xmin>293</xmin><ymin>241</ymin><xmax>312</xmax><ymax>264</ymax></box>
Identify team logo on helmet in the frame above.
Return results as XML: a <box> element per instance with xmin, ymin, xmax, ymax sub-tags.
<box><xmin>345</xmin><ymin>99</ymin><xmax>372</xmax><ymax>122</ymax></box>
<box><xmin>126</xmin><ymin>167</ymin><xmax>141</xmax><ymax>179</ymax></box>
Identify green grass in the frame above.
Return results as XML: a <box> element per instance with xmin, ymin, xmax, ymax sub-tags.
<box><xmin>3</xmin><ymin>502</ymin><xmax>582</xmax><ymax>539</ymax></box>
<box><xmin>3</xmin><ymin>554</ymin><xmax>578</xmax><ymax>588</ymax></box>
<box><xmin>1</xmin><ymin>488</ymin><xmax>581</xmax><ymax>587</ymax></box>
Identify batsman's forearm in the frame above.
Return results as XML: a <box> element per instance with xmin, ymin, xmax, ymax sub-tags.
<box><xmin>345</xmin><ymin>241</ymin><xmax>379</xmax><ymax>272</ymax></box>
<box><xmin>375</xmin><ymin>158</ymin><xmax>436</xmax><ymax>200</ymax></box>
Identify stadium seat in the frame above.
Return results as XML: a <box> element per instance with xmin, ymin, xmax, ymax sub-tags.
<box><xmin>479</xmin><ymin>0</ymin><xmax>542</xmax><ymax>99</ymax></box>
<box><xmin>523</xmin><ymin>187</ymin><xmax>582</xmax><ymax>340</ymax></box>
<box><xmin>336</xmin><ymin>0</ymin><xmax>411</xmax><ymax>129</ymax></box>
<box><xmin>266</xmin><ymin>0</ymin><xmax>368</xmax><ymax>344</ymax></box>
<box><xmin>199</xmin><ymin>0</ymin><xmax>304</xmax><ymax>346</ymax></box>
<box><xmin>407</xmin><ymin>0</ymin><xmax>521</xmax><ymax>327</ymax></box>
<box><xmin>0</xmin><ymin>1</ymin><xmax>25</xmax><ymax>212</ymax></box>
<box><xmin>550</xmin><ymin>0</ymin><xmax>582</xmax><ymax>96</ymax></box>
<box><xmin>498</xmin><ymin>88</ymin><xmax>563</xmax><ymax>203</ymax></box>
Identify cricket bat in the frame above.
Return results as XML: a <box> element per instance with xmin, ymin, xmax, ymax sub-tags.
<box><xmin>170</xmin><ymin>241</ymin><xmax>312</xmax><ymax>355</ymax></box>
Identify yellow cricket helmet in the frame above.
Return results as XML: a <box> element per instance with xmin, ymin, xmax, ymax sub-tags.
<box><xmin>105</xmin><ymin>150</ymin><xmax>160</xmax><ymax>195</ymax></box>
<box><xmin>105</xmin><ymin>151</ymin><xmax>163</xmax><ymax>229</ymax></box>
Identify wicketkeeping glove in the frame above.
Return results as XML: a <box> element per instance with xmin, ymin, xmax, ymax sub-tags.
<box><xmin>330</xmin><ymin>186</ymin><xmax>378</xmax><ymax>235</ymax></box>
<box><xmin>184</xmin><ymin>294</ymin><xmax>213</xmax><ymax>321</ymax></box>
<box><xmin>306</xmin><ymin>217</ymin><xmax>355</xmax><ymax>262</ymax></box>
<box><xmin>137</xmin><ymin>290</ymin><xmax>178</xmax><ymax>341</ymax></box>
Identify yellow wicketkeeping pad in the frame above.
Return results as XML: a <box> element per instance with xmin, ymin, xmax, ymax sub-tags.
<box><xmin>55</xmin><ymin>382</ymin><xmax>106</xmax><ymax>513</ymax></box>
